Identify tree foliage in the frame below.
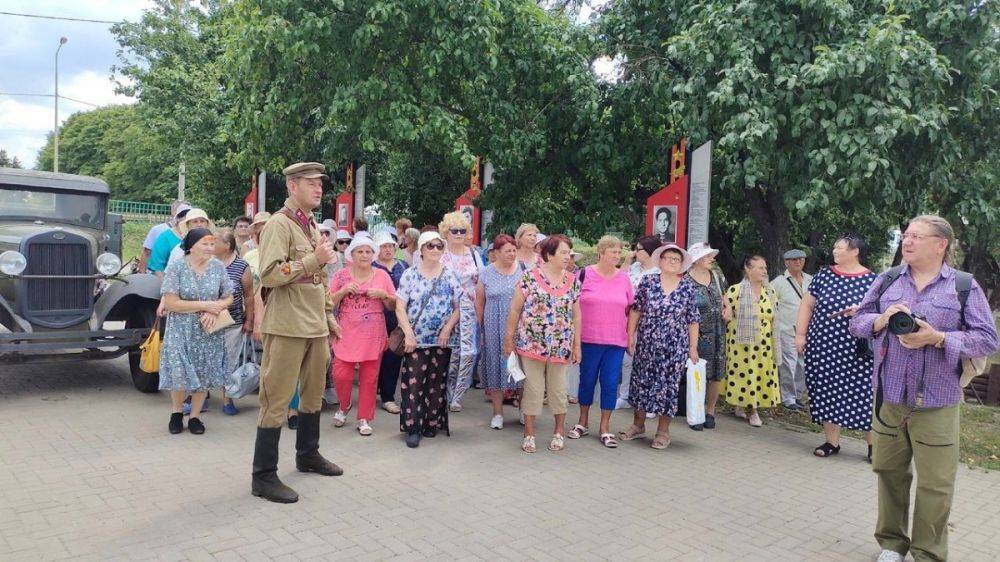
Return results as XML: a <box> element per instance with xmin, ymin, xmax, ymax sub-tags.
<box><xmin>0</xmin><ymin>149</ymin><xmax>22</xmax><ymax>168</ymax></box>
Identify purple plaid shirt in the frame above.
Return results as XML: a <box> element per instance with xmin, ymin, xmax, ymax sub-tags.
<box><xmin>850</xmin><ymin>264</ymin><xmax>998</xmax><ymax>408</ymax></box>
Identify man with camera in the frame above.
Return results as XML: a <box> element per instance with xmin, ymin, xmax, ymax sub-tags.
<box><xmin>850</xmin><ymin>215</ymin><xmax>997</xmax><ymax>562</ymax></box>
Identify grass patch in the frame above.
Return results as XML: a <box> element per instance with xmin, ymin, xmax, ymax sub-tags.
<box><xmin>726</xmin><ymin>402</ymin><xmax>1000</xmax><ymax>471</ymax></box>
<box><xmin>122</xmin><ymin>221</ymin><xmax>154</xmax><ymax>264</ymax></box>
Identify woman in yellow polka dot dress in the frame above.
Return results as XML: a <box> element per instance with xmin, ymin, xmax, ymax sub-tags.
<box><xmin>724</xmin><ymin>255</ymin><xmax>780</xmax><ymax>427</ymax></box>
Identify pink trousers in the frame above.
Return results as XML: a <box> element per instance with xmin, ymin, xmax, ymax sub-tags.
<box><xmin>331</xmin><ymin>358</ymin><xmax>380</xmax><ymax>421</ymax></box>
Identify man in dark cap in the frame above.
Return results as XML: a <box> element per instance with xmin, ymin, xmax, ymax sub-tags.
<box><xmin>251</xmin><ymin>161</ymin><xmax>343</xmax><ymax>503</ymax></box>
<box><xmin>771</xmin><ymin>248</ymin><xmax>812</xmax><ymax>411</ymax></box>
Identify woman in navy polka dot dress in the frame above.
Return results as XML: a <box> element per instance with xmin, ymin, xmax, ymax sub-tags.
<box><xmin>795</xmin><ymin>235</ymin><xmax>877</xmax><ymax>460</ymax></box>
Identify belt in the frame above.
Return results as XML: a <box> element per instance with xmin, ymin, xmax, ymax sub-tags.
<box><xmin>295</xmin><ymin>273</ymin><xmax>324</xmax><ymax>285</ymax></box>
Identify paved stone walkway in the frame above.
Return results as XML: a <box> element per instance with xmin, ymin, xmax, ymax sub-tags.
<box><xmin>1</xmin><ymin>358</ymin><xmax>998</xmax><ymax>561</ymax></box>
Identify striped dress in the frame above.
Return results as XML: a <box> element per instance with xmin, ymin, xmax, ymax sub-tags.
<box><xmin>224</xmin><ymin>256</ymin><xmax>249</xmax><ymax>325</ymax></box>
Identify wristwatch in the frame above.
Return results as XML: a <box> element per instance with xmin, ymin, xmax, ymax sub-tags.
<box><xmin>934</xmin><ymin>332</ymin><xmax>946</xmax><ymax>349</ymax></box>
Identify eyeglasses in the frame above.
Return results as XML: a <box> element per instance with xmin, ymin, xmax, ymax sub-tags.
<box><xmin>449</xmin><ymin>229</ymin><xmax>468</xmax><ymax>235</ymax></box>
<box><xmin>424</xmin><ymin>242</ymin><xmax>445</xmax><ymax>250</ymax></box>
<box><xmin>901</xmin><ymin>233</ymin><xmax>942</xmax><ymax>241</ymax></box>
<box><xmin>662</xmin><ymin>256</ymin><xmax>683</xmax><ymax>263</ymax></box>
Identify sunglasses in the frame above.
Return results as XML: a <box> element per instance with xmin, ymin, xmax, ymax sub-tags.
<box><xmin>336</xmin><ymin>240</ymin><xmax>350</xmax><ymax>245</ymax></box>
<box><xmin>424</xmin><ymin>242</ymin><xmax>445</xmax><ymax>250</ymax></box>
<box><xmin>449</xmin><ymin>229</ymin><xmax>468</xmax><ymax>235</ymax></box>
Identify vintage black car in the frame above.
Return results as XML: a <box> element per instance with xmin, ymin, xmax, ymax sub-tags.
<box><xmin>0</xmin><ymin>168</ymin><xmax>162</xmax><ymax>391</ymax></box>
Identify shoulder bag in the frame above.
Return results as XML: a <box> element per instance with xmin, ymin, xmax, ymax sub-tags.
<box><xmin>387</xmin><ymin>273</ymin><xmax>442</xmax><ymax>355</ymax></box>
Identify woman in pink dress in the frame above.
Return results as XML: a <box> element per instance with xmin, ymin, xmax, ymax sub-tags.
<box><xmin>328</xmin><ymin>235</ymin><xmax>397</xmax><ymax>436</ymax></box>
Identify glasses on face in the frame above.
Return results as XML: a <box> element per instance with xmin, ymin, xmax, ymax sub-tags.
<box><xmin>449</xmin><ymin>229</ymin><xmax>468</xmax><ymax>236</ymax></box>
<box><xmin>424</xmin><ymin>242</ymin><xmax>445</xmax><ymax>251</ymax></box>
<box><xmin>662</xmin><ymin>256</ymin><xmax>683</xmax><ymax>264</ymax></box>
<box><xmin>901</xmin><ymin>233</ymin><xmax>941</xmax><ymax>242</ymax></box>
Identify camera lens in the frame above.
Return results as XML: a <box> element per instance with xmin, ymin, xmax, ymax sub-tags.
<box><xmin>888</xmin><ymin>311</ymin><xmax>917</xmax><ymax>335</ymax></box>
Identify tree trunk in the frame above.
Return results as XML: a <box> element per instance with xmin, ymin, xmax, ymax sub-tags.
<box><xmin>961</xmin><ymin>239</ymin><xmax>1000</xmax><ymax>308</ymax></box>
<box><xmin>710</xmin><ymin>223</ymin><xmax>738</xmax><ymax>285</ymax></box>
<box><xmin>745</xmin><ymin>184</ymin><xmax>790</xmax><ymax>278</ymax></box>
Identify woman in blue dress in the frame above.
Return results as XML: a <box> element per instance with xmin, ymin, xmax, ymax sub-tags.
<box><xmin>475</xmin><ymin>234</ymin><xmax>524</xmax><ymax>430</ymax></box>
<box><xmin>795</xmin><ymin>234</ymin><xmax>877</xmax><ymax>460</ymax></box>
<box><xmin>619</xmin><ymin>245</ymin><xmax>700</xmax><ymax>450</ymax></box>
<box><xmin>159</xmin><ymin>228</ymin><xmax>234</xmax><ymax>435</ymax></box>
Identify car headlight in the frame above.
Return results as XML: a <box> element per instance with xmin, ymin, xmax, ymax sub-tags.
<box><xmin>0</xmin><ymin>251</ymin><xmax>27</xmax><ymax>276</ymax></box>
<box><xmin>96</xmin><ymin>253</ymin><xmax>122</xmax><ymax>276</ymax></box>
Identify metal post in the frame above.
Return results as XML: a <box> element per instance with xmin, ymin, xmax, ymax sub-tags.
<box><xmin>54</xmin><ymin>37</ymin><xmax>67</xmax><ymax>173</ymax></box>
<box><xmin>178</xmin><ymin>162</ymin><xmax>186</xmax><ymax>200</ymax></box>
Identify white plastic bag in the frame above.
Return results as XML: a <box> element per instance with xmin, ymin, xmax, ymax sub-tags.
<box><xmin>686</xmin><ymin>358</ymin><xmax>707</xmax><ymax>427</ymax></box>
<box><xmin>506</xmin><ymin>352</ymin><xmax>526</xmax><ymax>383</ymax></box>
<box><xmin>225</xmin><ymin>335</ymin><xmax>260</xmax><ymax>399</ymax></box>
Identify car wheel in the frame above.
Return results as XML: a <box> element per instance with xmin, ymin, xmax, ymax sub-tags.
<box><xmin>127</xmin><ymin>306</ymin><xmax>160</xmax><ymax>393</ymax></box>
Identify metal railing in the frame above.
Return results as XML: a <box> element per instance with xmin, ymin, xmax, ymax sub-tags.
<box><xmin>109</xmin><ymin>200</ymin><xmax>172</xmax><ymax>222</ymax></box>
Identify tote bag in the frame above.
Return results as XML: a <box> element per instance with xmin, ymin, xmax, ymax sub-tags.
<box><xmin>139</xmin><ymin>318</ymin><xmax>161</xmax><ymax>373</ymax></box>
<box><xmin>685</xmin><ymin>358</ymin><xmax>707</xmax><ymax>426</ymax></box>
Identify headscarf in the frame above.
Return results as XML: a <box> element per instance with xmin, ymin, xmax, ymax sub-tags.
<box><xmin>182</xmin><ymin>227</ymin><xmax>215</xmax><ymax>255</ymax></box>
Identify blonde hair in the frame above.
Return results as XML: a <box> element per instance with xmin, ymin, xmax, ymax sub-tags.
<box><xmin>909</xmin><ymin>214</ymin><xmax>956</xmax><ymax>264</ymax></box>
<box><xmin>596</xmin><ymin>235</ymin><xmax>623</xmax><ymax>255</ymax></box>
<box><xmin>438</xmin><ymin>211</ymin><xmax>471</xmax><ymax>236</ymax></box>
<box><xmin>515</xmin><ymin>223</ymin><xmax>539</xmax><ymax>242</ymax></box>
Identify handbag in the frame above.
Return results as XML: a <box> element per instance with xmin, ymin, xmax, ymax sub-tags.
<box><xmin>205</xmin><ymin>309</ymin><xmax>236</xmax><ymax>334</ymax></box>
<box><xmin>506</xmin><ymin>352</ymin><xmax>526</xmax><ymax>382</ymax></box>
<box><xmin>388</xmin><ymin>274</ymin><xmax>442</xmax><ymax>355</ymax></box>
<box><xmin>225</xmin><ymin>334</ymin><xmax>260</xmax><ymax>399</ymax></box>
<box><xmin>138</xmin><ymin>317</ymin><xmax>161</xmax><ymax>373</ymax></box>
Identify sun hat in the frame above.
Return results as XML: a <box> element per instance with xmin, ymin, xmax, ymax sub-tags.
<box><xmin>651</xmin><ymin>243</ymin><xmax>693</xmax><ymax>272</ymax></box>
<box><xmin>687</xmin><ymin>242</ymin><xmax>719</xmax><ymax>265</ymax></box>
<box><xmin>174</xmin><ymin>203</ymin><xmax>192</xmax><ymax>218</ymax></box>
<box><xmin>317</xmin><ymin>222</ymin><xmax>334</xmax><ymax>234</ymax></box>
<box><xmin>783</xmin><ymin>249</ymin><xmax>808</xmax><ymax>260</ymax></box>
<box><xmin>417</xmin><ymin>231</ymin><xmax>444</xmax><ymax>250</ymax></box>
<box><xmin>344</xmin><ymin>235</ymin><xmax>377</xmax><ymax>262</ymax></box>
<box><xmin>374</xmin><ymin>231</ymin><xmax>397</xmax><ymax>248</ymax></box>
<box><xmin>321</xmin><ymin>218</ymin><xmax>336</xmax><ymax>230</ymax></box>
<box><xmin>534</xmin><ymin>233</ymin><xmax>548</xmax><ymax>246</ymax></box>
<box><xmin>335</xmin><ymin>229</ymin><xmax>352</xmax><ymax>242</ymax></box>
<box><xmin>178</xmin><ymin>208</ymin><xmax>214</xmax><ymax>236</ymax></box>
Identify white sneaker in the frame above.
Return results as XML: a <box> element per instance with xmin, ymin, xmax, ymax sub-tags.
<box><xmin>748</xmin><ymin>411</ymin><xmax>763</xmax><ymax>427</ymax></box>
<box><xmin>734</xmin><ymin>406</ymin><xmax>747</xmax><ymax>419</ymax></box>
<box><xmin>382</xmin><ymin>401</ymin><xmax>401</xmax><ymax>414</ymax></box>
<box><xmin>357</xmin><ymin>419</ymin><xmax>373</xmax><ymax>436</ymax></box>
<box><xmin>519</xmin><ymin>412</ymin><xmax>526</xmax><ymax>426</ymax></box>
<box><xmin>449</xmin><ymin>402</ymin><xmax>463</xmax><ymax>413</ymax></box>
<box><xmin>332</xmin><ymin>410</ymin><xmax>347</xmax><ymax>427</ymax></box>
<box><xmin>876</xmin><ymin>550</ymin><xmax>904</xmax><ymax>562</ymax></box>
<box><xmin>490</xmin><ymin>415</ymin><xmax>504</xmax><ymax>430</ymax></box>
<box><xmin>323</xmin><ymin>388</ymin><xmax>338</xmax><ymax>405</ymax></box>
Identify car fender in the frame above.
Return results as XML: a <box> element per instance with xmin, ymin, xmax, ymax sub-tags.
<box><xmin>0</xmin><ymin>294</ymin><xmax>31</xmax><ymax>332</ymax></box>
<box><xmin>93</xmin><ymin>273</ymin><xmax>162</xmax><ymax>326</ymax></box>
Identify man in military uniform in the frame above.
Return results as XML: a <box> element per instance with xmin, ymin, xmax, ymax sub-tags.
<box><xmin>252</xmin><ymin>161</ymin><xmax>344</xmax><ymax>503</ymax></box>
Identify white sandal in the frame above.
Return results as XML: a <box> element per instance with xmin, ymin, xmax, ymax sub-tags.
<box><xmin>567</xmin><ymin>424</ymin><xmax>589</xmax><ymax>439</ymax></box>
<box><xmin>549</xmin><ymin>434</ymin><xmax>565</xmax><ymax>451</ymax></box>
<box><xmin>521</xmin><ymin>435</ymin><xmax>536</xmax><ymax>453</ymax></box>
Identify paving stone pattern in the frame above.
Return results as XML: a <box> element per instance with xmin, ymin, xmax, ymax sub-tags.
<box><xmin>1</xmin><ymin>358</ymin><xmax>998</xmax><ymax>561</ymax></box>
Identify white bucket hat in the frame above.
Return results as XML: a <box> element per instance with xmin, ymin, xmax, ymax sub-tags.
<box><xmin>687</xmin><ymin>242</ymin><xmax>719</xmax><ymax>265</ymax></box>
<box><xmin>651</xmin><ymin>243</ymin><xmax>693</xmax><ymax>272</ymax></box>
<box><xmin>345</xmin><ymin>235</ymin><xmax>377</xmax><ymax>262</ymax></box>
<box><xmin>417</xmin><ymin>231</ymin><xmax>444</xmax><ymax>251</ymax></box>
<box><xmin>373</xmin><ymin>231</ymin><xmax>397</xmax><ymax>248</ymax></box>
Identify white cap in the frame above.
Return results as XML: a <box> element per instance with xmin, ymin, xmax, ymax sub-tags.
<box><xmin>317</xmin><ymin>222</ymin><xmax>334</xmax><ymax>234</ymax></box>
<box><xmin>686</xmin><ymin>242</ymin><xmax>719</xmax><ymax>264</ymax></box>
<box><xmin>335</xmin><ymin>229</ymin><xmax>352</xmax><ymax>241</ymax></box>
<box><xmin>345</xmin><ymin>235</ymin><xmax>377</xmax><ymax>261</ymax></box>
<box><xmin>417</xmin><ymin>231</ymin><xmax>444</xmax><ymax>250</ymax></box>
<box><xmin>174</xmin><ymin>203</ymin><xmax>192</xmax><ymax>218</ymax></box>
<box><xmin>374</xmin><ymin>231</ymin><xmax>397</xmax><ymax>248</ymax></box>
<box><xmin>534</xmin><ymin>233</ymin><xmax>547</xmax><ymax>246</ymax></box>
<box><xmin>321</xmin><ymin>219</ymin><xmax>336</xmax><ymax>230</ymax></box>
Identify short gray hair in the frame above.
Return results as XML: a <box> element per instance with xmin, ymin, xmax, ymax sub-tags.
<box><xmin>909</xmin><ymin>214</ymin><xmax>955</xmax><ymax>264</ymax></box>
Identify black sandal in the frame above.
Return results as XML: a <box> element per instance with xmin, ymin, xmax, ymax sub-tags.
<box><xmin>813</xmin><ymin>442</ymin><xmax>840</xmax><ymax>458</ymax></box>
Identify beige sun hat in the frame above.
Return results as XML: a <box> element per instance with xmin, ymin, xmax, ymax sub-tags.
<box><xmin>178</xmin><ymin>208</ymin><xmax>214</xmax><ymax>236</ymax></box>
<box><xmin>651</xmin><ymin>243</ymin><xmax>693</xmax><ymax>272</ymax></box>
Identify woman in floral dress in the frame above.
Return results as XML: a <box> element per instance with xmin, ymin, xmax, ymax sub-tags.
<box><xmin>159</xmin><ymin>228</ymin><xmax>234</xmax><ymax>435</ymax></box>
<box><xmin>504</xmin><ymin>234</ymin><xmax>582</xmax><ymax>454</ymax></box>
<box><xmin>684</xmin><ymin>242</ymin><xmax>731</xmax><ymax>429</ymax></box>
<box><xmin>438</xmin><ymin>211</ymin><xmax>485</xmax><ymax>412</ymax></box>
<box><xmin>620</xmin><ymin>244</ymin><xmax>700</xmax><ymax>450</ymax></box>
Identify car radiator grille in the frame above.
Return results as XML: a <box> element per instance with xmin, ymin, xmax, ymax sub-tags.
<box><xmin>24</xmin><ymin>242</ymin><xmax>92</xmax><ymax>313</ymax></box>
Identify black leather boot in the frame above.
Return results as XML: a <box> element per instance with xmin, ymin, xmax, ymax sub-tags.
<box><xmin>295</xmin><ymin>412</ymin><xmax>343</xmax><ymax>476</ymax></box>
<box><xmin>251</xmin><ymin>427</ymin><xmax>298</xmax><ymax>503</ymax></box>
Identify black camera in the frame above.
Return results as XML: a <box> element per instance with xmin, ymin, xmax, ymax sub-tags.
<box><xmin>888</xmin><ymin>311</ymin><xmax>926</xmax><ymax>335</ymax></box>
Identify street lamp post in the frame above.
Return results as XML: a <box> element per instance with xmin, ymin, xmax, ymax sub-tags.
<box><xmin>54</xmin><ymin>36</ymin><xmax>68</xmax><ymax>173</ymax></box>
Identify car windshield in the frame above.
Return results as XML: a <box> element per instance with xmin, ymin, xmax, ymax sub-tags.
<box><xmin>0</xmin><ymin>186</ymin><xmax>105</xmax><ymax>229</ymax></box>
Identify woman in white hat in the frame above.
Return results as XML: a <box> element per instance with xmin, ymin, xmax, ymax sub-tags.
<box><xmin>165</xmin><ymin>209</ymin><xmax>214</xmax><ymax>272</ymax></box>
<box><xmin>684</xmin><ymin>242</ymin><xmax>732</xmax><ymax>429</ymax></box>
<box><xmin>372</xmin><ymin>231</ymin><xmax>408</xmax><ymax>415</ymax></box>
<box><xmin>618</xmin><ymin>244</ymin><xmax>700</xmax><ymax>450</ymax></box>
<box><xmin>328</xmin><ymin>235</ymin><xmax>397</xmax><ymax>436</ymax></box>
<box><xmin>396</xmin><ymin>231</ymin><xmax>463</xmax><ymax>448</ymax></box>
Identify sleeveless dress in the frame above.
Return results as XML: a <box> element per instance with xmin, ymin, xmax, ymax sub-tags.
<box><xmin>805</xmin><ymin>267</ymin><xmax>878</xmax><ymax>430</ymax></box>
<box><xmin>479</xmin><ymin>263</ymin><xmax>524</xmax><ymax>391</ymax></box>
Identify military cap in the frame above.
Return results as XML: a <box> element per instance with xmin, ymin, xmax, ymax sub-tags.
<box><xmin>282</xmin><ymin>161</ymin><xmax>329</xmax><ymax>180</ymax></box>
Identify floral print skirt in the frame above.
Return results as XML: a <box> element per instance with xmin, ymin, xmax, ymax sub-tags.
<box><xmin>399</xmin><ymin>346</ymin><xmax>452</xmax><ymax>436</ymax></box>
